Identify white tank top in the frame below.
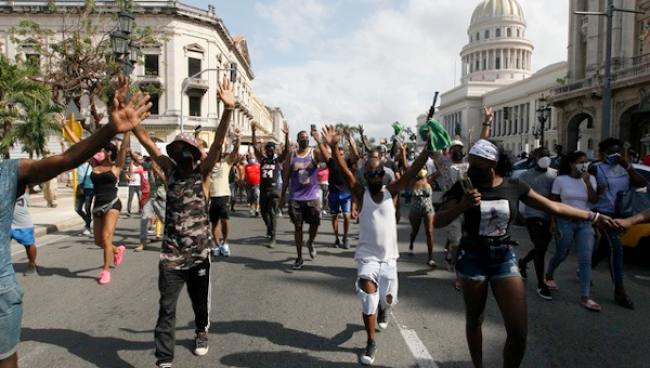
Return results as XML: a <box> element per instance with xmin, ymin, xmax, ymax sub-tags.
<box><xmin>354</xmin><ymin>187</ymin><xmax>399</xmax><ymax>262</ymax></box>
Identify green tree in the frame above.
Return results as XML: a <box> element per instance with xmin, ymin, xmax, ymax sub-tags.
<box><xmin>0</xmin><ymin>54</ymin><xmax>52</xmax><ymax>158</ymax></box>
<box><xmin>1</xmin><ymin>96</ymin><xmax>63</xmax><ymax>158</ymax></box>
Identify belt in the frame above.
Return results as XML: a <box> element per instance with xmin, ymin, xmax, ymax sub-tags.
<box><xmin>464</xmin><ymin>234</ymin><xmax>519</xmax><ymax>247</ymax></box>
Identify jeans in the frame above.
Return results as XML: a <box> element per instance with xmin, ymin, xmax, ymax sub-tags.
<box><xmin>75</xmin><ymin>188</ymin><xmax>94</xmax><ymax>228</ymax></box>
<box><xmin>260</xmin><ymin>193</ymin><xmax>279</xmax><ymax>239</ymax></box>
<box><xmin>455</xmin><ymin>237</ymin><xmax>520</xmax><ymax>281</ymax></box>
<box><xmin>141</xmin><ymin>198</ymin><xmax>166</xmax><ymax>241</ymax></box>
<box><xmin>592</xmin><ymin>212</ymin><xmax>625</xmax><ymax>287</ymax></box>
<box><xmin>547</xmin><ymin>220</ymin><xmax>594</xmax><ymax>297</ymax></box>
<box><xmin>127</xmin><ymin>185</ymin><xmax>142</xmax><ymax>214</ymax></box>
<box><xmin>155</xmin><ymin>261</ymin><xmax>211</xmax><ymax>365</ymax></box>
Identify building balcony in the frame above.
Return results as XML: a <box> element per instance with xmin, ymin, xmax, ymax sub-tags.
<box><xmin>136</xmin><ymin>74</ymin><xmax>162</xmax><ymax>86</ymax></box>
<box><xmin>183</xmin><ymin>77</ymin><xmax>209</xmax><ymax>91</ymax></box>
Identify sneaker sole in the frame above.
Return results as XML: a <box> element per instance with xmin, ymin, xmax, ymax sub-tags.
<box><xmin>360</xmin><ymin>356</ymin><xmax>375</xmax><ymax>365</ymax></box>
<box><xmin>194</xmin><ymin>347</ymin><xmax>209</xmax><ymax>356</ymax></box>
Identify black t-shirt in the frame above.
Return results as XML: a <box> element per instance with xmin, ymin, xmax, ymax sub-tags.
<box><xmin>326</xmin><ymin>158</ymin><xmax>351</xmax><ymax>195</ymax></box>
<box><xmin>260</xmin><ymin>155</ymin><xmax>281</xmax><ymax>195</ymax></box>
<box><xmin>444</xmin><ymin>178</ymin><xmax>530</xmax><ymax>237</ymax></box>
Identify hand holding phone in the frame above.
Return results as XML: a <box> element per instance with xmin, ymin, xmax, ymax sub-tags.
<box><xmin>311</xmin><ymin>124</ymin><xmax>316</xmax><ymax>132</ymax></box>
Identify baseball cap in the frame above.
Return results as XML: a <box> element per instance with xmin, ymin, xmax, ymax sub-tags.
<box><xmin>167</xmin><ymin>133</ymin><xmax>202</xmax><ymax>158</ymax></box>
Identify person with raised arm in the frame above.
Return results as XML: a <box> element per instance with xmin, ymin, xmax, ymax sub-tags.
<box><xmin>252</xmin><ymin>122</ymin><xmax>288</xmax><ymax>248</ymax></box>
<box><xmin>321</xmin><ymin>124</ymin><xmax>431</xmax><ymax>366</ymax></box>
<box><xmin>0</xmin><ymin>74</ymin><xmax>151</xmax><ymax>368</ymax></box>
<box><xmin>131</xmin><ymin>77</ymin><xmax>234</xmax><ymax>367</ymax></box>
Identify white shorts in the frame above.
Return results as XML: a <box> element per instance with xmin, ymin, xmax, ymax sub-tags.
<box><xmin>356</xmin><ymin>260</ymin><xmax>399</xmax><ymax>306</ymax></box>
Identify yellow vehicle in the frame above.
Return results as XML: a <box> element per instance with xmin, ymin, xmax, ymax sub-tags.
<box><xmin>621</xmin><ymin>164</ymin><xmax>650</xmax><ymax>249</ymax></box>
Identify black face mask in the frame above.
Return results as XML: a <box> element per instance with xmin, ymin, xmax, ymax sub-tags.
<box><xmin>367</xmin><ymin>182</ymin><xmax>383</xmax><ymax>195</ymax></box>
<box><xmin>299</xmin><ymin>140</ymin><xmax>310</xmax><ymax>149</ymax></box>
<box><xmin>173</xmin><ymin>151</ymin><xmax>196</xmax><ymax>170</ymax></box>
<box><xmin>452</xmin><ymin>151</ymin><xmax>463</xmax><ymax>162</ymax></box>
<box><xmin>467</xmin><ymin>166</ymin><xmax>492</xmax><ymax>189</ymax></box>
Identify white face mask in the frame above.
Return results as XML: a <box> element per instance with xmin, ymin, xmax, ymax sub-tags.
<box><xmin>537</xmin><ymin>156</ymin><xmax>551</xmax><ymax>169</ymax></box>
<box><xmin>575</xmin><ymin>163</ymin><xmax>589</xmax><ymax>173</ymax></box>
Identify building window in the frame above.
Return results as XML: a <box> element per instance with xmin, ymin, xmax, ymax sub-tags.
<box><xmin>507</xmin><ymin>28</ymin><xmax>512</xmax><ymax>37</ymax></box>
<box><xmin>496</xmin><ymin>57</ymin><xmax>501</xmax><ymax>69</ymax></box>
<box><xmin>189</xmin><ymin>96</ymin><xmax>201</xmax><ymax>116</ymax></box>
<box><xmin>485</xmin><ymin>30</ymin><xmax>490</xmax><ymax>39</ymax></box>
<box><xmin>496</xmin><ymin>28</ymin><xmax>501</xmax><ymax>37</ymax></box>
<box><xmin>26</xmin><ymin>53</ymin><xmax>40</xmax><ymax>67</ymax></box>
<box><xmin>149</xmin><ymin>94</ymin><xmax>160</xmax><ymax>115</ymax></box>
<box><xmin>588</xmin><ymin>138</ymin><xmax>594</xmax><ymax>150</ymax></box>
<box><xmin>483</xmin><ymin>59</ymin><xmax>487</xmax><ymax>70</ymax></box>
<box><xmin>516</xmin><ymin>29</ymin><xmax>520</xmax><ymax>37</ymax></box>
<box><xmin>476</xmin><ymin>32</ymin><xmax>480</xmax><ymax>41</ymax></box>
<box><xmin>145</xmin><ymin>54</ymin><xmax>159</xmax><ymax>76</ymax></box>
<box><xmin>188</xmin><ymin>57</ymin><xmax>201</xmax><ymax>77</ymax></box>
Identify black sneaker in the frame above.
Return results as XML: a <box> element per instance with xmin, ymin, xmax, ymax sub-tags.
<box><xmin>360</xmin><ymin>340</ymin><xmax>377</xmax><ymax>366</ymax></box>
<box><xmin>292</xmin><ymin>258</ymin><xmax>304</xmax><ymax>270</ymax></box>
<box><xmin>518</xmin><ymin>260</ymin><xmax>528</xmax><ymax>280</ymax></box>
<box><xmin>268</xmin><ymin>238</ymin><xmax>276</xmax><ymax>249</ymax></box>
<box><xmin>194</xmin><ymin>333</ymin><xmax>209</xmax><ymax>356</ymax></box>
<box><xmin>333</xmin><ymin>238</ymin><xmax>340</xmax><ymax>248</ymax></box>
<box><xmin>306</xmin><ymin>241</ymin><xmax>317</xmax><ymax>259</ymax></box>
<box><xmin>377</xmin><ymin>308</ymin><xmax>389</xmax><ymax>330</ymax></box>
<box><xmin>537</xmin><ymin>285</ymin><xmax>552</xmax><ymax>300</ymax></box>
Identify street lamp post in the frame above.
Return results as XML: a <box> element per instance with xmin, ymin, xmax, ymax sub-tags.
<box><xmin>179</xmin><ymin>64</ymin><xmax>238</xmax><ymax>132</ymax></box>
<box><xmin>110</xmin><ymin>11</ymin><xmax>140</xmax><ymax>77</ymax></box>
<box><xmin>536</xmin><ymin>97</ymin><xmax>551</xmax><ymax>148</ymax></box>
<box><xmin>576</xmin><ymin>2</ymin><xmax>644</xmax><ymax>140</ymax></box>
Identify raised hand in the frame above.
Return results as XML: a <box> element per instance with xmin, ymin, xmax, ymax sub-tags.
<box><xmin>483</xmin><ymin>106</ymin><xmax>494</xmax><ymax>124</ymax></box>
<box><xmin>311</xmin><ymin>127</ymin><xmax>320</xmax><ymax>142</ymax></box>
<box><xmin>321</xmin><ymin>125</ymin><xmax>340</xmax><ymax>147</ymax></box>
<box><xmin>282</xmin><ymin>122</ymin><xmax>289</xmax><ymax>135</ymax></box>
<box><xmin>110</xmin><ymin>86</ymin><xmax>152</xmax><ymax>134</ymax></box>
<box><xmin>217</xmin><ymin>77</ymin><xmax>235</xmax><ymax>108</ymax></box>
<box><xmin>233</xmin><ymin>126</ymin><xmax>242</xmax><ymax>137</ymax></box>
<box><xmin>54</xmin><ymin>112</ymin><xmax>66</xmax><ymax>127</ymax></box>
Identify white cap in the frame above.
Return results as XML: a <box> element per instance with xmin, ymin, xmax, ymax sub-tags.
<box><xmin>449</xmin><ymin>140</ymin><xmax>464</xmax><ymax>148</ymax></box>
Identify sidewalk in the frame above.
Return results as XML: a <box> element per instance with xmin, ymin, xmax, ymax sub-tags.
<box><xmin>26</xmin><ymin>184</ymin><xmax>130</xmax><ymax>238</ymax></box>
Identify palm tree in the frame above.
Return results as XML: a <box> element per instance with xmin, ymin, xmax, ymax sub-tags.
<box><xmin>0</xmin><ymin>54</ymin><xmax>52</xmax><ymax>157</ymax></box>
<box><xmin>0</xmin><ymin>96</ymin><xmax>62</xmax><ymax>159</ymax></box>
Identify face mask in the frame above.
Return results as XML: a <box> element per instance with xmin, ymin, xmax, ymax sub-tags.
<box><xmin>451</xmin><ymin>151</ymin><xmax>463</xmax><ymax>162</ymax></box>
<box><xmin>537</xmin><ymin>156</ymin><xmax>551</xmax><ymax>169</ymax></box>
<box><xmin>367</xmin><ymin>182</ymin><xmax>383</xmax><ymax>195</ymax></box>
<box><xmin>249</xmin><ymin>159</ymin><xmax>257</xmax><ymax>164</ymax></box>
<box><xmin>93</xmin><ymin>151</ymin><xmax>106</xmax><ymax>163</ymax></box>
<box><xmin>174</xmin><ymin>151</ymin><xmax>196</xmax><ymax>169</ymax></box>
<box><xmin>408</xmin><ymin>155</ymin><xmax>415</xmax><ymax>160</ymax></box>
<box><xmin>467</xmin><ymin>166</ymin><xmax>493</xmax><ymax>189</ymax></box>
<box><xmin>607</xmin><ymin>153</ymin><xmax>621</xmax><ymax>166</ymax></box>
<box><xmin>299</xmin><ymin>139</ymin><xmax>310</xmax><ymax>149</ymax></box>
<box><xmin>318</xmin><ymin>162</ymin><xmax>327</xmax><ymax>169</ymax></box>
<box><xmin>417</xmin><ymin>168</ymin><xmax>428</xmax><ymax>178</ymax></box>
<box><xmin>575</xmin><ymin>163</ymin><xmax>589</xmax><ymax>173</ymax></box>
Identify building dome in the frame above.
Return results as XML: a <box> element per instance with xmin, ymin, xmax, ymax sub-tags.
<box><xmin>470</xmin><ymin>0</ymin><xmax>525</xmax><ymax>27</ymax></box>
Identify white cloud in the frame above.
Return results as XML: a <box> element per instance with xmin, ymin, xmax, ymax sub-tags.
<box><xmin>252</xmin><ymin>0</ymin><xmax>569</xmax><ymax>140</ymax></box>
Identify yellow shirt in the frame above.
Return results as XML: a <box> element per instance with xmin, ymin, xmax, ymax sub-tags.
<box><xmin>209</xmin><ymin>156</ymin><xmax>234</xmax><ymax>198</ymax></box>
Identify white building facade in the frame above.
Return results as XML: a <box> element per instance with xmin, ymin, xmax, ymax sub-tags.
<box><xmin>0</xmin><ymin>0</ymin><xmax>283</xmax><ymax>157</ymax></box>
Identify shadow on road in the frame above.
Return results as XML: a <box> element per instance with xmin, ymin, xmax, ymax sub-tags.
<box><xmin>21</xmin><ymin>327</ymin><xmax>150</xmax><ymax>368</ymax></box>
<box><xmin>12</xmin><ymin>262</ymin><xmax>100</xmax><ymax>280</ymax></box>
<box><xmin>219</xmin><ymin>350</ymin><xmax>393</xmax><ymax>368</ymax></box>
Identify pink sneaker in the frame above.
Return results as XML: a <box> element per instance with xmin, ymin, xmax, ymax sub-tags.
<box><xmin>99</xmin><ymin>271</ymin><xmax>111</xmax><ymax>285</ymax></box>
<box><xmin>114</xmin><ymin>245</ymin><xmax>126</xmax><ymax>266</ymax></box>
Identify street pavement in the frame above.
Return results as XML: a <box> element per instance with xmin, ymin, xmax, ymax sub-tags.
<box><xmin>9</xmin><ymin>198</ymin><xmax>650</xmax><ymax>368</ymax></box>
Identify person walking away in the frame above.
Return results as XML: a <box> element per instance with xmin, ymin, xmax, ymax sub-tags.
<box><xmin>517</xmin><ymin>147</ymin><xmax>557</xmax><ymax>300</ymax></box>
<box><xmin>41</xmin><ymin>151</ymin><xmax>58</xmax><ymax>208</ymax></box>
<box><xmin>236</xmin><ymin>158</ymin><xmax>246</xmax><ymax>205</ymax></box>
<box><xmin>322</xmin><ymin>124</ymin><xmax>431</xmax><ymax>366</ymax></box>
<box><xmin>11</xmin><ymin>194</ymin><xmax>38</xmax><ymax>276</ymax></box>
<box><xmin>0</xmin><ymin>77</ymin><xmax>152</xmax><ymax>368</ymax></box>
<box><xmin>209</xmin><ymin>129</ymin><xmax>240</xmax><ymax>257</ymax></box>
<box><xmin>318</xmin><ymin>162</ymin><xmax>329</xmax><ymax>215</ymax></box>
<box><xmin>589</xmin><ymin>138</ymin><xmax>646</xmax><ymax>309</ymax></box>
<box><xmin>545</xmin><ymin>151</ymin><xmax>601</xmax><ymax>311</ymax></box>
<box><xmin>244</xmin><ymin>155</ymin><xmax>261</xmax><ymax>217</ymax></box>
<box><xmin>434</xmin><ymin>138</ymin><xmax>617</xmax><ymax>368</ymax></box>
<box><xmin>252</xmin><ymin>123</ymin><xmax>289</xmax><ymax>248</ymax></box>
<box><xmin>126</xmin><ymin>154</ymin><xmax>144</xmax><ymax>216</ymax></box>
<box><xmin>133</xmin><ymin>77</ymin><xmax>234</xmax><ymax>367</ymax></box>
<box><xmin>75</xmin><ymin>159</ymin><xmax>96</xmax><ymax>236</ymax></box>
<box><xmin>407</xmin><ymin>165</ymin><xmax>436</xmax><ymax>267</ymax></box>
<box><xmin>136</xmin><ymin>158</ymin><xmax>167</xmax><ymax>252</ymax></box>
<box><xmin>279</xmin><ymin>126</ymin><xmax>325</xmax><ymax>270</ymax></box>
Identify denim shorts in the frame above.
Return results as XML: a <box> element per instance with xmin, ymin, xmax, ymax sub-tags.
<box><xmin>0</xmin><ymin>285</ymin><xmax>24</xmax><ymax>360</ymax></box>
<box><xmin>455</xmin><ymin>237</ymin><xmax>521</xmax><ymax>282</ymax></box>
<box><xmin>329</xmin><ymin>192</ymin><xmax>352</xmax><ymax>214</ymax></box>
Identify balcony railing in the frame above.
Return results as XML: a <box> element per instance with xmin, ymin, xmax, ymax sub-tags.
<box><xmin>183</xmin><ymin>77</ymin><xmax>209</xmax><ymax>90</ymax></box>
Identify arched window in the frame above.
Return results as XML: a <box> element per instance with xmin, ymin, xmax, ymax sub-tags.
<box><xmin>496</xmin><ymin>28</ymin><xmax>501</xmax><ymax>37</ymax></box>
<box><xmin>588</xmin><ymin>139</ymin><xmax>594</xmax><ymax>150</ymax></box>
<box><xmin>485</xmin><ymin>30</ymin><xmax>490</xmax><ymax>39</ymax></box>
<box><xmin>507</xmin><ymin>28</ymin><xmax>512</xmax><ymax>37</ymax></box>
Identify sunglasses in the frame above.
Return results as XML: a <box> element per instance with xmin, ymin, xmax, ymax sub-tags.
<box><xmin>365</xmin><ymin>169</ymin><xmax>385</xmax><ymax>178</ymax></box>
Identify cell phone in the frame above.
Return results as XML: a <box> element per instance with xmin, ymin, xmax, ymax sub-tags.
<box><xmin>311</xmin><ymin>124</ymin><xmax>316</xmax><ymax>131</ymax></box>
<box><xmin>460</xmin><ymin>172</ymin><xmax>473</xmax><ymax>192</ymax></box>
<box><xmin>194</xmin><ymin>124</ymin><xmax>202</xmax><ymax>133</ymax></box>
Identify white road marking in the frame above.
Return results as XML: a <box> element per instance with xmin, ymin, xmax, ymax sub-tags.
<box><xmin>11</xmin><ymin>234</ymin><xmax>71</xmax><ymax>256</ymax></box>
<box><xmin>391</xmin><ymin>310</ymin><xmax>440</xmax><ymax>368</ymax></box>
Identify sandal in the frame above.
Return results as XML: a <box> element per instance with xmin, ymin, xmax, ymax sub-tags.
<box><xmin>545</xmin><ymin>279</ymin><xmax>559</xmax><ymax>291</ymax></box>
<box><xmin>580</xmin><ymin>299</ymin><xmax>602</xmax><ymax>312</ymax></box>
<box><xmin>454</xmin><ymin>280</ymin><xmax>461</xmax><ymax>291</ymax></box>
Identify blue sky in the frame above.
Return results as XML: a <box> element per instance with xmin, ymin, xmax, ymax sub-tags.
<box><xmin>185</xmin><ymin>0</ymin><xmax>569</xmax><ymax>139</ymax></box>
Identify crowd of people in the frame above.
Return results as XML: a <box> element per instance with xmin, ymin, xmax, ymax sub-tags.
<box><xmin>1</xmin><ymin>76</ymin><xmax>648</xmax><ymax>368</ymax></box>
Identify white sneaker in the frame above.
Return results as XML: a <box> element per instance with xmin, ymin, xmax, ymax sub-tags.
<box><xmin>212</xmin><ymin>246</ymin><xmax>221</xmax><ymax>257</ymax></box>
<box><xmin>221</xmin><ymin>243</ymin><xmax>231</xmax><ymax>257</ymax></box>
<box><xmin>82</xmin><ymin>228</ymin><xmax>91</xmax><ymax>236</ymax></box>
<box><xmin>249</xmin><ymin>209</ymin><xmax>255</xmax><ymax>216</ymax></box>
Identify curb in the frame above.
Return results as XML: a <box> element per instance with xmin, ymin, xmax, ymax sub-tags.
<box><xmin>33</xmin><ymin>217</ymin><xmax>86</xmax><ymax>238</ymax></box>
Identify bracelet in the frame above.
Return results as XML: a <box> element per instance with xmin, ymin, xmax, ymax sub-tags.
<box><xmin>225</xmin><ymin>106</ymin><xmax>235</xmax><ymax>111</ymax></box>
<box><xmin>482</xmin><ymin>123</ymin><xmax>491</xmax><ymax>127</ymax></box>
<box><xmin>591</xmin><ymin>212</ymin><xmax>600</xmax><ymax>223</ymax></box>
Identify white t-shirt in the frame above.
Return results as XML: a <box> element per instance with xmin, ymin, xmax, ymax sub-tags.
<box><xmin>551</xmin><ymin>175</ymin><xmax>597</xmax><ymax>211</ymax></box>
<box><xmin>129</xmin><ymin>165</ymin><xmax>143</xmax><ymax>186</ymax></box>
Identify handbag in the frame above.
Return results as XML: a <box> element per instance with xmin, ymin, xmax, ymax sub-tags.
<box><xmin>77</xmin><ymin>167</ymin><xmax>90</xmax><ymax>197</ymax></box>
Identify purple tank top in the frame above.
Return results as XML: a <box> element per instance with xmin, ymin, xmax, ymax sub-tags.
<box><xmin>289</xmin><ymin>148</ymin><xmax>320</xmax><ymax>201</ymax></box>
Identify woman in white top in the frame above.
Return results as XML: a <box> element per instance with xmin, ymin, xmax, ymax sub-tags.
<box><xmin>546</xmin><ymin>151</ymin><xmax>601</xmax><ymax>311</ymax></box>
<box><xmin>321</xmin><ymin>125</ymin><xmax>430</xmax><ymax>366</ymax></box>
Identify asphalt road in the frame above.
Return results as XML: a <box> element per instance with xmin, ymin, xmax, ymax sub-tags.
<box><xmin>10</xmin><ymin>203</ymin><xmax>650</xmax><ymax>368</ymax></box>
